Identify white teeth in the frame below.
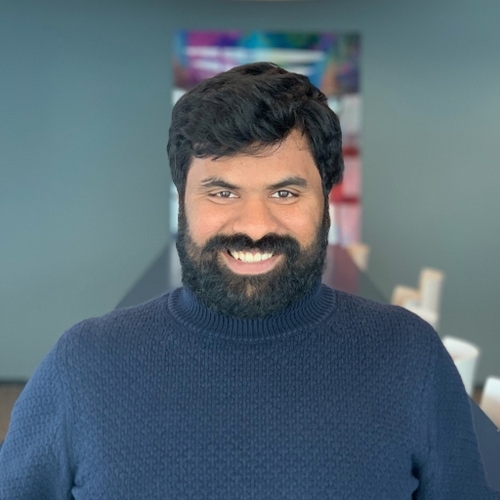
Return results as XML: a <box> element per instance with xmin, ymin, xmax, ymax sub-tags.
<box><xmin>230</xmin><ymin>250</ymin><xmax>273</xmax><ymax>263</ymax></box>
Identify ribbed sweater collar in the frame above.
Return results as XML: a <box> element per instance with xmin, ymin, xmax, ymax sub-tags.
<box><xmin>167</xmin><ymin>282</ymin><xmax>336</xmax><ymax>343</ymax></box>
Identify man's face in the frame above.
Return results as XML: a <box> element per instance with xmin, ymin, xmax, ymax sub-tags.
<box><xmin>177</xmin><ymin>129</ymin><xmax>329</xmax><ymax>318</ymax></box>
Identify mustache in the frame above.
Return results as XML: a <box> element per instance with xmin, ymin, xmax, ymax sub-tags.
<box><xmin>202</xmin><ymin>233</ymin><xmax>301</xmax><ymax>255</ymax></box>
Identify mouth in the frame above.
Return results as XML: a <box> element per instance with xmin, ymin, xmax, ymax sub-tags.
<box><xmin>221</xmin><ymin>249</ymin><xmax>282</xmax><ymax>275</ymax></box>
<box><xmin>227</xmin><ymin>249</ymin><xmax>274</xmax><ymax>263</ymax></box>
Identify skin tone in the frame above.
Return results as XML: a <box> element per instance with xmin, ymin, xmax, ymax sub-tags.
<box><xmin>184</xmin><ymin>129</ymin><xmax>325</xmax><ymax>277</ymax></box>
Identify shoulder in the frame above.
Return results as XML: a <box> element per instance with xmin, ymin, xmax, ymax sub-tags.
<box><xmin>56</xmin><ymin>292</ymin><xmax>172</xmax><ymax>357</ymax></box>
<box><xmin>332</xmin><ymin>287</ymin><xmax>434</xmax><ymax>331</ymax></box>
<box><xmin>328</xmin><ymin>287</ymin><xmax>442</xmax><ymax>361</ymax></box>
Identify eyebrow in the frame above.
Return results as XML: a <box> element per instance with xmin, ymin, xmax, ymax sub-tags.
<box><xmin>268</xmin><ymin>176</ymin><xmax>308</xmax><ymax>190</ymax></box>
<box><xmin>200</xmin><ymin>178</ymin><xmax>239</xmax><ymax>190</ymax></box>
<box><xmin>199</xmin><ymin>176</ymin><xmax>308</xmax><ymax>191</ymax></box>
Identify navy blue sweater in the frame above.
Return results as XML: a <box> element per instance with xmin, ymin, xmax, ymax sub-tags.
<box><xmin>0</xmin><ymin>284</ymin><xmax>498</xmax><ymax>499</ymax></box>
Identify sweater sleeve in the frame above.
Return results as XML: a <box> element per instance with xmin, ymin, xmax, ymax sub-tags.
<box><xmin>0</xmin><ymin>342</ymin><xmax>74</xmax><ymax>499</ymax></box>
<box><xmin>415</xmin><ymin>337</ymin><xmax>500</xmax><ymax>499</ymax></box>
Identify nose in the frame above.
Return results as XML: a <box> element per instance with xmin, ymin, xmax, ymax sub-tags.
<box><xmin>231</xmin><ymin>196</ymin><xmax>280</xmax><ymax>241</ymax></box>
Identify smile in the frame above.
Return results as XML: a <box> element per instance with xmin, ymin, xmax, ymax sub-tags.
<box><xmin>222</xmin><ymin>249</ymin><xmax>282</xmax><ymax>275</ymax></box>
<box><xmin>228</xmin><ymin>250</ymin><xmax>274</xmax><ymax>263</ymax></box>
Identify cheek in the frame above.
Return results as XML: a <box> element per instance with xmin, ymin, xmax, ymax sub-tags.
<box><xmin>185</xmin><ymin>201</ymin><xmax>227</xmax><ymax>245</ymax></box>
<box><xmin>281</xmin><ymin>207</ymin><xmax>323</xmax><ymax>246</ymax></box>
<box><xmin>289</xmin><ymin>217</ymin><xmax>319</xmax><ymax>244</ymax></box>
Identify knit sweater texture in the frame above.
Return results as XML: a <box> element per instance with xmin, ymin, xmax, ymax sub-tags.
<box><xmin>0</xmin><ymin>284</ymin><xmax>498</xmax><ymax>499</ymax></box>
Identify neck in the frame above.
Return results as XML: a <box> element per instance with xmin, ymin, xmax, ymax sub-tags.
<box><xmin>167</xmin><ymin>282</ymin><xmax>336</xmax><ymax>343</ymax></box>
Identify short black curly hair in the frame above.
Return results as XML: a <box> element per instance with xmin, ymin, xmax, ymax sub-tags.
<box><xmin>167</xmin><ymin>62</ymin><xmax>343</xmax><ymax>197</ymax></box>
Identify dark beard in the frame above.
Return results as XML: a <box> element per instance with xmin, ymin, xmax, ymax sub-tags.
<box><xmin>176</xmin><ymin>202</ymin><xmax>330</xmax><ymax>318</ymax></box>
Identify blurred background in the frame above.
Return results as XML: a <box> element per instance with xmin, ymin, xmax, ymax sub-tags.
<box><xmin>1</xmin><ymin>0</ymin><xmax>499</xmax><ymax>389</ymax></box>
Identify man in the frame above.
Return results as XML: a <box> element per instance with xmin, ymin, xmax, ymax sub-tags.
<box><xmin>0</xmin><ymin>62</ymin><xmax>498</xmax><ymax>499</ymax></box>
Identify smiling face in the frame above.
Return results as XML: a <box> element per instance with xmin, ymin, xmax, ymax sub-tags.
<box><xmin>177</xmin><ymin>129</ymin><xmax>330</xmax><ymax>318</ymax></box>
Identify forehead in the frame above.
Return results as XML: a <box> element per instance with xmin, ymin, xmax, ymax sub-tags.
<box><xmin>186</xmin><ymin>130</ymin><xmax>322</xmax><ymax>188</ymax></box>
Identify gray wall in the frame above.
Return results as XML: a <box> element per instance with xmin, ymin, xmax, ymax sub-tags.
<box><xmin>1</xmin><ymin>0</ymin><xmax>499</xmax><ymax>383</ymax></box>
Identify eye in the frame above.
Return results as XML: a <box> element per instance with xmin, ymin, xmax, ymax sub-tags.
<box><xmin>210</xmin><ymin>191</ymin><xmax>236</xmax><ymax>199</ymax></box>
<box><xmin>270</xmin><ymin>190</ymin><xmax>297</xmax><ymax>199</ymax></box>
